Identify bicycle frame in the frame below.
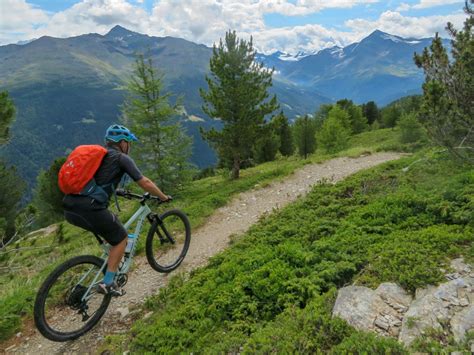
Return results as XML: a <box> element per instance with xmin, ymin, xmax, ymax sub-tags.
<box><xmin>80</xmin><ymin>203</ymin><xmax>152</xmax><ymax>303</ymax></box>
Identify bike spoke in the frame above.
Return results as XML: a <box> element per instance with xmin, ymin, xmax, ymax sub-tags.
<box><xmin>39</xmin><ymin>258</ymin><xmax>109</xmax><ymax>337</ymax></box>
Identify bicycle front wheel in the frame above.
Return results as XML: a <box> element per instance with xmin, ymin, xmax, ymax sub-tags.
<box><xmin>34</xmin><ymin>255</ymin><xmax>111</xmax><ymax>342</ymax></box>
<box><xmin>146</xmin><ymin>209</ymin><xmax>191</xmax><ymax>273</ymax></box>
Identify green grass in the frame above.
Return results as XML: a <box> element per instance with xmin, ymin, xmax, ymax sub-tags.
<box><xmin>0</xmin><ymin>127</ymin><xmax>406</xmax><ymax>342</ymax></box>
<box><xmin>108</xmin><ymin>151</ymin><xmax>473</xmax><ymax>353</ymax></box>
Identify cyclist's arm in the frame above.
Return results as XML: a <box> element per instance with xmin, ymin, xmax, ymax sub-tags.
<box><xmin>137</xmin><ymin>177</ymin><xmax>169</xmax><ymax>201</ymax></box>
<box><xmin>119</xmin><ymin>154</ymin><xmax>169</xmax><ymax>201</ymax></box>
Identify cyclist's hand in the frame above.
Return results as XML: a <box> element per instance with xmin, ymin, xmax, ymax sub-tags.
<box><xmin>116</xmin><ymin>189</ymin><xmax>126</xmax><ymax>196</ymax></box>
<box><xmin>162</xmin><ymin>195</ymin><xmax>172</xmax><ymax>202</ymax></box>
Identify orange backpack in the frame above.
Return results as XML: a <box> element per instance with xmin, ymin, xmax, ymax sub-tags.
<box><xmin>58</xmin><ymin>145</ymin><xmax>108</xmax><ymax>195</ymax></box>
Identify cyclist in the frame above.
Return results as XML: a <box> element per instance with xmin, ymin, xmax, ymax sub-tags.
<box><xmin>62</xmin><ymin>124</ymin><xmax>170</xmax><ymax>296</ymax></box>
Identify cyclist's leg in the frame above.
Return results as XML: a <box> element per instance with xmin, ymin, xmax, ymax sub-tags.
<box><xmin>84</xmin><ymin>209</ymin><xmax>127</xmax><ymax>290</ymax></box>
<box><xmin>64</xmin><ymin>207</ymin><xmax>127</xmax><ymax>295</ymax></box>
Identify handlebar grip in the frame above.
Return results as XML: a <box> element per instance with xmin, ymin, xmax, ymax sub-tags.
<box><xmin>116</xmin><ymin>189</ymin><xmax>127</xmax><ymax>197</ymax></box>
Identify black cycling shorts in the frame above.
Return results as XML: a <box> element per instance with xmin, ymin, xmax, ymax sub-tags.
<box><xmin>63</xmin><ymin>195</ymin><xmax>127</xmax><ymax>246</ymax></box>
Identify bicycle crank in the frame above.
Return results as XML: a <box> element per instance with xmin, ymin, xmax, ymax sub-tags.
<box><xmin>117</xmin><ymin>273</ymin><xmax>128</xmax><ymax>287</ymax></box>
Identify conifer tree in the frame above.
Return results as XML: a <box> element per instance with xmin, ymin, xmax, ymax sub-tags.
<box><xmin>253</xmin><ymin>125</ymin><xmax>280</xmax><ymax>163</ymax></box>
<box><xmin>381</xmin><ymin>105</ymin><xmax>401</xmax><ymax>128</ymax></box>
<box><xmin>33</xmin><ymin>158</ymin><xmax>66</xmax><ymax>227</ymax></box>
<box><xmin>318</xmin><ymin>106</ymin><xmax>350</xmax><ymax>153</ymax></box>
<box><xmin>122</xmin><ymin>54</ymin><xmax>194</xmax><ymax>191</ymax></box>
<box><xmin>200</xmin><ymin>31</ymin><xmax>279</xmax><ymax>178</ymax></box>
<box><xmin>0</xmin><ymin>91</ymin><xmax>15</xmax><ymax>145</ymax></box>
<box><xmin>336</xmin><ymin>99</ymin><xmax>368</xmax><ymax>133</ymax></box>
<box><xmin>314</xmin><ymin>104</ymin><xmax>332</xmax><ymax>130</ymax></box>
<box><xmin>0</xmin><ymin>91</ymin><xmax>24</xmax><ymax>243</ymax></box>
<box><xmin>414</xmin><ymin>1</ymin><xmax>473</xmax><ymax>162</ymax></box>
<box><xmin>273</xmin><ymin>112</ymin><xmax>294</xmax><ymax>156</ymax></box>
<box><xmin>0</xmin><ymin>162</ymin><xmax>25</xmax><ymax>243</ymax></box>
<box><xmin>293</xmin><ymin>115</ymin><xmax>317</xmax><ymax>159</ymax></box>
<box><xmin>362</xmin><ymin>101</ymin><xmax>380</xmax><ymax>125</ymax></box>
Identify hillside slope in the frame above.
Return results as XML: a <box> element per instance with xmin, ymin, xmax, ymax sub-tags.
<box><xmin>1</xmin><ymin>152</ymin><xmax>402</xmax><ymax>353</ymax></box>
<box><xmin>120</xmin><ymin>152</ymin><xmax>471</xmax><ymax>353</ymax></box>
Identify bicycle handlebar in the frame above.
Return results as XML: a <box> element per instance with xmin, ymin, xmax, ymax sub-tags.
<box><xmin>116</xmin><ymin>189</ymin><xmax>172</xmax><ymax>203</ymax></box>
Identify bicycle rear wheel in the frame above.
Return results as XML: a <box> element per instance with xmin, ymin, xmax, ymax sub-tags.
<box><xmin>34</xmin><ymin>255</ymin><xmax>111</xmax><ymax>342</ymax></box>
<box><xmin>146</xmin><ymin>209</ymin><xmax>191</xmax><ymax>273</ymax></box>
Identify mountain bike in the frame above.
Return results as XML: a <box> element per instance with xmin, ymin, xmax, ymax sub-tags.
<box><xmin>33</xmin><ymin>190</ymin><xmax>191</xmax><ymax>342</ymax></box>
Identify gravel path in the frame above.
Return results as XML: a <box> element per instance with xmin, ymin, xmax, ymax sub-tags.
<box><xmin>2</xmin><ymin>152</ymin><xmax>402</xmax><ymax>354</ymax></box>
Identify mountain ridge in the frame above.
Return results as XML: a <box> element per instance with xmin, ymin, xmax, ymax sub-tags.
<box><xmin>0</xmin><ymin>26</ymin><xmax>443</xmax><ymax>192</ymax></box>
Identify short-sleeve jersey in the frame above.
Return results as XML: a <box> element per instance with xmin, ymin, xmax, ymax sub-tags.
<box><xmin>94</xmin><ymin>146</ymin><xmax>143</xmax><ymax>196</ymax></box>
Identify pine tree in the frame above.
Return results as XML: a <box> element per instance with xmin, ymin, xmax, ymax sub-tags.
<box><xmin>398</xmin><ymin>112</ymin><xmax>425</xmax><ymax>144</ymax></box>
<box><xmin>414</xmin><ymin>1</ymin><xmax>474</xmax><ymax>162</ymax></box>
<box><xmin>122</xmin><ymin>54</ymin><xmax>194</xmax><ymax>191</ymax></box>
<box><xmin>273</xmin><ymin>112</ymin><xmax>294</xmax><ymax>156</ymax></box>
<box><xmin>381</xmin><ymin>105</ymin><xmax>401</xmax><ymax>128</ymax></box>
<box><xmin>253</xmin><ymin>126</ymin><xmax>280</xmax><ymax>163</ymax></box>
<box><xmin>318</xmin><ymin>106</ymin><xmax>351</xmax><ymax>153</ymax></box>
<box><xmin>33</xmin><ymin>157</ymin><xmax>66</xmax><ymax>227</ymax></box>
<box><xmin>0</xmin><ymin>161</ymin><xmax>25</xmax><ymax>243</ymax></box>
<box><xmin>0</xmin><ymin>91</ymin><xmax>15</xmax><ymax>145</ymax></box>
<box><xmin>336</xmin><ymin>99</ymin><xmax>368</xmax><ymax>133</ymax></box>
<box><xmin>0</xmin><ymin>91</ymin><xmax>23</xmax><ymax>243</ymax></box>
<box><xmin>362</xmin><ymin>101</ymin><xmax>380</xmax><ymax>125</ymax></box>
<box><xmin>314</xmin><ymin>104</ymin><xmax>332</xmax><ymax>130</ymax></box>
<box><xmin>293</xmin><ymin>115</ymin><xmax>317</xmax><ymax>159</ymax></box>
<box><xmin>200</xmin><ymin>31</ymin><xmax>279</xmax><ymax>179</ymax></box>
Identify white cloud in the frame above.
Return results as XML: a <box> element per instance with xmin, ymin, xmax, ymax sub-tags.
<box><xmin>0</xmin><ymin>0</ymin><xmax>49</xmax><ymax>44</ymax></box>
<box><xmin>251</xmin><ymin>24</ymin><xmax>358</xmax><ymax>54</ymax></box>
<box><xmin>395</xmin><ymin>3</ymin><xmax>411</xmax><ymax>12</ymax></box>
<box><xmin>345</xmin><ymin>10</ymin><xmax>468</xmax><ymax>39</ymax></box>
<box><xmin>0</xmin><ymin>0</ymin><xmax>470</xmax><ymax>55</ymax></box>
<box><xmin>32</xmin><ymin>0</ymin><xmax>150</xmax><ymax>39</ymax></box>
<box><xmin>396</xmin><ymin>0</ymin><xmax>464</xmax><ymax>11</ymax></box>
<box><xmin>253</xmin><ymin>0</ymin><xmax>381</xmax><ymax>16</ymax></box>
<box><xmin>412</xmin><ymin>0</ymin><xmax>462</xmax><ymax>9</ymax></box>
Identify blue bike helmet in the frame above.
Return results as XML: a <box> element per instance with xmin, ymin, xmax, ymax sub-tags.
<box><xmin>105</xmin><ymin>124</ymin><xmax>138</xmax><ymax>143</ymax></box>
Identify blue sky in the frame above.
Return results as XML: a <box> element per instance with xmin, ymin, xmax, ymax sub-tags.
<box><xmin>0</xmin><ymin>0</ymin><xmax>469</xmax><ymax>53</ymax></box>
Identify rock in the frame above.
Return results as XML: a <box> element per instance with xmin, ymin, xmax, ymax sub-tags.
<box><xmin>451</xmin><ymin>258</ymin><xmax>471</xmax><ymax>274</ymax></box>
<box><xmin>399</xmin><ymin>278</ymin><xmax>471</xmax><ymax>346</ymax></box>
<box><xmin>446</xmin><ymin>273</ymin><xmax>461</xmax><ymax>280</ymax></box>
<box><xmin>116</xmin><ymin>306</ymin><xmax>130</xmax><ymax>319</ymax></box>
<box><xmin>144</xmin><ymin>311</ymin><xmax>154</xmax><ymax>319</ymax></box>
<box><xmin>16</xmin><ymin>332</ymin><xmax>21</xmax><ymax>337</ymax></box>
<box><xmin>399</xmin><ymin>289</ymin><xmax>450</xmax><ymax>346</ymax></box>
<box><xmin>376</xmin><ymin>282</ymin><xmax>412</xmax><ymax>312</ymax></box>
<box><xmin>459</xmin><ymin>298</ymin><xmax>469</xmax><ymax>307</ymax></box>
<box><xmin>374</xmin><ymin>316</ymin><xmax>390</xmax><ymax>331</ymax></box>
<box><xmin>333</xmin><ymin>286</ymin><xmax>379</xmax><ymax>330</ymax></box>
<box><xmin>333</xmin><ymin>283</ymin><xmax>408</xmax><ymax>337</ymax></box>
<box><xmin>450</xmin><ymin>305</ymin><xmax>474</xmax><ymax>343</ymax></box>
<box><xmin>415</xmin><ymin>285</ymin><xmax>436</xmax><ymax>300</ymax></box>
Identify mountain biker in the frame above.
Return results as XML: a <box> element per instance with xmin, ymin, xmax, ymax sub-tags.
<box><xmin>62</xmin><ymin>124</ymin><xmax>170</xmax><ymax>296</ymax></box>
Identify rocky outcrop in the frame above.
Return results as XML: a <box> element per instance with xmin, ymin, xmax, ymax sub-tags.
<box><xmin>333</xmin><ymin>283</ymin><xmax>411</xmax><ymax>337</ymax></box>
<box><xmin>333</xmin><ymin>258</ymin><xmax>474</xmax><ymax>348</ymax></box>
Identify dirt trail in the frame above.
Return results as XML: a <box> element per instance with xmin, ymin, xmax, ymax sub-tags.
<box><xmin>3</xmin><ymin>152</ymin><xmax>402</xmax><ymax>354</ymax></box>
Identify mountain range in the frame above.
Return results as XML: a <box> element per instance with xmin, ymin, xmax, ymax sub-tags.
<box><xmin>0</xmin><ymin>25</ymin><xmax>445</xmax><ymax>192</ymax></box>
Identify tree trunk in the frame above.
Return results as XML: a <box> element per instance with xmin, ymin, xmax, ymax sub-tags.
<box><xmin>232</xmin><ymin>155</ymin><xmax>240</xmax><ymax>179</ymax></box>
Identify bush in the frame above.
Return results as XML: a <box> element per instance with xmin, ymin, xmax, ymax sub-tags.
<box><xmin>330</xmin><ymin>332</ymin><xmax>408</xmax><ymax>354</ymax></box>
<box><xmin>126</xmin><ymin>154</ymin><xmax>473</xmax><ymax>353</ymax></box>
<box><xmin>398</xmin><ymin>113</ymin><xmax>425</xmax><ymax>144</ymax></box>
